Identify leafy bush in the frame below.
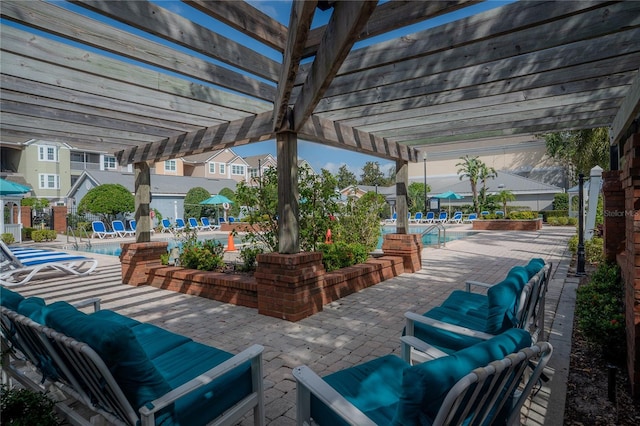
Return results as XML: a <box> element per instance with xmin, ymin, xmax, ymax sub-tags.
<box><xmin>541</xmin><ymin>210</ymin><xmax>569</xmax><ymax>221</ymax></box>
<box><xmin>575</xmin><ymin>263</ymin><xmax>625</xmax><ymax>365</ymax></box>
<box><xmin>0</xmin><ymin>384</ymin><xmax>61</xmax><ymax>425</ymax></box>
<box><xmin>177</xmin><ymin>230</ymin><xmax>225</xmax><ymax>271</ymax></box>
<box><xmin>319</xmin><ymin>242</ymin><xmax>369</xmax><ymax>272</ymax></box>
<box><xmin>507</xmin><ymin>211</ymin><xmax>537</xmax><ymax>220</ymax></box>
<box><xmin>568</xmin><ymin>235</ymin><xmax>604</xmax><ymax>264</ymax></box>
<box><xmin>32</xmin><ymin>230</ymin><xmax>57</xmax><ymax>242</ymax></box>
<box><xmin>567</xmin><ymin>217</ymin><xmax>578</xmax><ymax>226</ymax></box>
<box><xmin>1</xmin><ymin>233</ymin><xmax>15</xmax><ymax>244</ymax></box>
<box><xmin>239</xmin><ymin>245</ymin><xmax>264</xmax><ymax>272</ymax></box>
<box><xmin>553</xmin><ymin>193</ymin><xmax>569</xmax><ymax>210</ymax></box>
<box><xmin>78</xmin><ymin>184</ymin><xmax>134</xmax><ymax>225</ymax></box>
<box><xmin>183</xmin><ymin>187</ymin><xmax>211</xmax><ymax>221</ymax></box>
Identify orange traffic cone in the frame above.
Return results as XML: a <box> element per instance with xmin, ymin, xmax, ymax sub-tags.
<box><xmin>226</xmin><ymin>233</ymin><xmax>236</xmax><ymax>251</ymax></box>
<box><xmin>325</xmin><ymin>228</ymin><xmax>333</xmax><ymax>244</ymax></box>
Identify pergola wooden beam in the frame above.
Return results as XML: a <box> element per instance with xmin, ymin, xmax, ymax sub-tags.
<box><xmin>292</xmin><ymin>0</ymin><xmax>377</xmax><ymax>131</ymax></box>
<box><xmin>71</xmin><ymin>0</ymin><xmax>281</xmax><ymax>82</ymax></box>
<box><xmin>611</xmin><ymin>67</ymin><xmax>640</xmax><ymax>145</ymax></box>
<box><xmin>273</xmin><ymin>0</ymin><xmax>317</xmax><ymax>132</ymax></box>
<box><xmin>115</xmin><ymin>112</ymin><xmax>275</xmax><ymax>165</ymax></box>
<box><xmin>298</xmin><ymin>115</ymin><xmax>420</xmax><ymax>163</ymax></box>
<box><xmin>184</xmin><ymin>0</ymin><xmax>288</xmax><ymax>53</ymax></box>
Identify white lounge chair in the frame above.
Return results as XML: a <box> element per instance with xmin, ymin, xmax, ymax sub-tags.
<box><xmin>175</xmin><ymin>218</ymin><xmax>187</xmax><ymax>231</ymax></box>
<box><xmin>91</xmin><ymin>221</ymin><xmax>116</xmax><ymax>239</ymax></box>
<box><xmin>129</xmin><ymin>220</ymin><xmax>155</xmax><ymax>234</ymax></box>
<box><xmin>200</xmin><ymin>217</ymin><xmax>220</xmax><ymax>231</ymax></box>
<box><xmin>111</xmin><ymin>220</ymin><xmax>134</xmax><ymax>237</ymax></box>
<box><xmin>0</xmin><ymin>241</ymin><xmax>98</xmax><ymax>287</ymax></box>
<box><xmin>160</xmin><ymin>219</ymin><xmax>173</xmax><ymax>233</ymax></box>
<box><xmin>422</xmin><ymin>211</ymin><xmax>435</xmax><ymax>223</ymax></box>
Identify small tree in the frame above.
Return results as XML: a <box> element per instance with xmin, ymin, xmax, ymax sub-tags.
<box><xmin>333</xmin><ymin>191</ymin><xmax>383</xmax><ymax>251</ymax></box>
<box><xmin>456</xmin><ymin>155</ymin><xmax>482</xmax><ymax>214</ymax></box>
<box><xmin>78</xmin><ymin>184</ymin><xmax>134</xmax><ymax>224</ymax></box>
<box><xmin>496</xmin><ymin>190</ymin><xmax>516</xmax><ymax>214</ymax></box>
<box><xmin>183</xmin><ymin>187</ymin><xmax>211</xmax><ymax>220</ymax></box>
<box><xmin>359</xmin><ymin>161</ymin><xmax>386</xmax><ymax>186</ymax></box>
<box><xmin>407</xmin><ymin>182</ymin><xmax>430</xmax><ymax>214</ymax></box>
<box><xmin>335</xmin><ymin>164</ymin><xmax>358</xmax><ymax>189</ymax></box>
<box><xmin>20</xmin><ymin>197</ymin><xmax>50</xmax><ymax>211</ymax></box>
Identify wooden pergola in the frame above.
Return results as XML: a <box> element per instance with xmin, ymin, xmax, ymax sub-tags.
<box><xmin>2</xmin><ymin>0</ymin><xmax>640</xmax><ymax>391</ymax></box>
<box><xmin>2</xmin><ymin>0</ymin><xmax>639</xmax><ymax>252</ymax></box>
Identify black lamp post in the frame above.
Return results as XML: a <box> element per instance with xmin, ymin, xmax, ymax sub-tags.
<box><xmin>577</xmin><ymin>173</ymin><xmax>586</xmax><ymax>276</ymax></box>
<box><xmin>423</xmin><ymin>154</ymin><xmax>428</xmax><ymax>213</ymax></box>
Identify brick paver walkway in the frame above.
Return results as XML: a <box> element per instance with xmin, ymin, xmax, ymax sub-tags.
<box><xmin>14</xmin><ymin>226</ymin><xmax>575</xmax><ymax>425</ymax></box>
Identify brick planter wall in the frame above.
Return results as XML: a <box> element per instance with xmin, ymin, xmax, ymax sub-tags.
<box><xmin>472</xmin><ymin>219</ymin><xmax>542</xmax><ymax>231</ymax></box>
<box><xmin>120</xmin><ymin>242</ymin><xmax>168</xmax><ymax>286</ymax></box>
<box><xmin>51</xmin><ymin>206</ymin><xmax>68</xmax><ymax>234</ymax></box>
<box><xmin>120</xmin><ymin>244</ymin><xmax>406</xmax><ymax>322</ymax></box>
<box><xmin>381</xmin><ymin>233</ymin><xmax>423</xmax><ymax>272</ymax></box>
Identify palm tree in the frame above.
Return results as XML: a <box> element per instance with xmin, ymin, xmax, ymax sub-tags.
<box><xmin>496</xmin><ymin>189</ymin><xmax>516</xmax><ymax>215</ymax></box>
<box><xmin>456</xmin><ymin>155</ymin><xmax>482</xmax><ymax>214</ymax></box>
<box><xmin>479</xmin><ymin>163</ymin><xmax>497</xmax><ymax>207</ymax></box>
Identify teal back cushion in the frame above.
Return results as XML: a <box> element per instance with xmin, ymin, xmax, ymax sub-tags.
<box><xmin>507</xmin><ymin>266</ymin><xmax>529</xmax><ymax>292</ymax></box>
<box><xmin>525</xmin><ymin>258</ymin><xmax>545</xmax><ymax>278</ymax></box>
<box><xmin>43</xmin><ymin>302</ymin><xmax>172</xmax><ymax>414</ymax></box>
<box><xmin>17</xmin><ymin>297</ymin><xmax>47</xmax><ymax>323</ymax></box>
<box><xmin>392</xmin><ymin>328</ymin><xmax>532</xmax><ymax>425</ymax></box>
<box><xmin>0</xmin><ymin>287</ymin><xmax>24</xmax><ymax>311</ymax></box>
<box><xmin>486</xmin><ymin>276</ymin><xmax>521</xmax><ymax>334</ymax></box>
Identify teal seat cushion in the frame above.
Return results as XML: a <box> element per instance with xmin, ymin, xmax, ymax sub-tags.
<box><xmin>17</xmin><ymin>297</ymin><xmax>47</xmax><ymax>323</ymax></box>
<box><xmin>508</xmin><ymin>266</ymin><xmax>529</xmax><ymax>292</ymax></box>
<box><xmin>91</xmin><ymin>310</ymin><xmax>192</xmax><ymax>360</ymax></box>
<box><xmin>392</xmin><ymin>328</ymin><xmax>532</xmax><ymax>425</ymax></box>
<box><xmin>486</xmin><ymin>275</ymin><xmax>521</xmax><ymax>334</ymax></box>
<box><xmin>43</xmin><ymin>302</ymin><xmax>173</xmax><ymax>415</ymax></box>
<box><xmin>152</xmin><ymin>340</ymin><xmax>253</xmax><ymax>425</ymax></box>
<box><xmin>312</xmin><ymin>354</ymin><xmax>409</xmax><ymax>425</ymax></box>
<box><xmin>413</xmin><ymin>306</ymin><xmax>487</xmax><ymax>354</ymax></box>
<box><xmin>441</xmin><ymin>290</ymin><xmax>488</xmax><ymax>314</ymax></box>
<box><xmin>0</xmin><ymin>287</ymin><xmax>24</xmax><ymax>310</ymax></box>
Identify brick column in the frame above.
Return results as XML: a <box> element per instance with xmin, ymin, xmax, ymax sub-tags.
<box><xmin>52</xmin><ymin>206</ymin><xmax>67</xmax><ymax>233</ymax></box>
<box><xmin>381</xmin><ymin>233</ymin><xmax>423</xmax><ymax>272</ymax></box>
<box><xmin>20</xmin><ymin>206</ymin><xmax>31</xmax><ymax>228</ymax></box>
<box><xmin>254</xmin><ymin>252</ymin><xmax>325</xmax><ymax>322</ymax></box>
<box><xmin>120</xmin><ymin>242</ymin><xmax>168</xmax><ymax>286</ymax></box>
<box><xmin>602</xmin><ymin>170</ymin><xmax>625</xmax><ymax>262</ymax></box>
<box><xmin>616</xmin><ymin>133</ymin><xmax>640</xmax><ymax>395</ymax></box>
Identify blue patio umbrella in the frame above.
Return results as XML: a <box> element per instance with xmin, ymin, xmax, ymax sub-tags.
<box><xmin>0</xmin><ymin>178</ymin><xmax>31</xmax><ymax>195</ymax></box>
<box><xmin>432</xmin><ymin>191</ymin><xmax>463</xmax><ymax>215</ymax></box>
<box><xmin>200</xmin><ymin>194</ymin><xmax>233</xmax><ymax>205</ymax></box>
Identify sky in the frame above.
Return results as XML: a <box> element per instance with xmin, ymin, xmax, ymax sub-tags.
<box><xmin>10</xmin><ymin>1</ymin><xmax>513</xmax><ymax>179</ymax></box>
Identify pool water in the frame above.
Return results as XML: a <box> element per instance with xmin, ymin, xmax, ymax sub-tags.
<box><xmin>378</xmin><ymin>227</ymin><xmax>476</xmax><ymax>248</ymax></box>
<box><xmin>69</xmin><ymin>235</ymin><xmax>236</xmax><ymax>257</ymax></box>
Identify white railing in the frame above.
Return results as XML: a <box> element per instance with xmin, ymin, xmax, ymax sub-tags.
<box><xmin>3</xmin><ymin>224</ymin><xmax>22</xmax><ymax>243</ymax></box>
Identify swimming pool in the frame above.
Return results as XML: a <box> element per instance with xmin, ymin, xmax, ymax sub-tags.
<box><xmin>68</xmin><ymin>235</ymin><xmax>237</xmax><ymax>257</ymax></box>
<box><xmin>378</xmin><ymin>226</ymin><xmax>476</xmax><ymax>248</ymax></box>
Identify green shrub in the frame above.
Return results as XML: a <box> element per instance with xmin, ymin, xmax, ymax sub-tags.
<box><xmin>556</xmin><ymin>216</ymin><xmax>569</xmax><ymax>226</ymax></box>
<box><xmin>0</xmin><ymin>385</ymin><xmax>61</xmax><ymax>425</ymax></box>
<box><xmin>567</xmin><ymin>235</ymin><xmax>604</xmax><ymax>264</ymax></box>
<box><xmin>32</xmin><ymin>230</ymin><xmax>57</xmax><ymax>242</ymax></box>
<box><xmin>178</xmin><ymin>232</ymin><xmax>225</xmax><ymax>271</ymax></box>
<box><xmin>567</xmin><ymin>217</ymin><xmax>578</xmax><ymax>226</ymax></box>
<box><xmin>239</xmin><ymin>245</ymin><xmax>264</xmax><ymax>272</ymax></box>
<box><xmin>547</xmin><ymin>216</ymin><xmax>559</xmax><ymax>226</ymax></box>
<box><xmin>541</xmin><ymin>210</ymin><xmax>569</xmax><ymax>221</ymax></box>
<box><xmin>553</xmin><ymin>193</ymin><xmax>569</xmax><ymax>210</ymax></box>
<box><xmin>507</xmin><ymin>211</ymin><xmax>537</xmax><ymax>220</ymax></box>
<box><xmin>1</xmin><ymin>233</ymin><xmax>15</xmax><ymax>244</ymax></box>
<box><xmin>319</xmin><ymin>242</ymin><xmax>369</xmax><ymax>272</ymax></box>
<box><xmin>575</xmin><ymin>263</ymin><xmax>625</xmax><ymax>365</ymax></box>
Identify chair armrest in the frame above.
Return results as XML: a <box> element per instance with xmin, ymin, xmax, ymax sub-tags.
<box><xmin>293</xmin><ymin>365</ymin><xmax>376</xmax><ymax>426</ymax></box>
<box><xmin>404</xmin><ymin>311</ymin><xmax>496</xmax><ymax>340</ymax></box>
<box><xmin>139</xmin><ymin>344</ymin><xmax>264</xmax><ymax>420</ymax></box>
<box><xmin>465</xmin><ymin>280</ymin><xmax>493</xmax><ymax>292</ymax></box>
<box><xmin>400</xmin><ymin>335</ymin><xmax>448</xmax><ymax>363</ymax></box>
<box><xmin>71</xmin><ymin>297</ymin><xmax>101</xmax><ymax>312</ymax></box>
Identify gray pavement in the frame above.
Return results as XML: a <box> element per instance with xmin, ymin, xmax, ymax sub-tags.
<box><xmin>13</xmin><ymin>225</ymin><xmax>576</xmax><ymax>425</ymax></box>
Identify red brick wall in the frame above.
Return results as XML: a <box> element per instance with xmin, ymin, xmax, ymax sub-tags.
<box><xmin>607</xmin><ymin>132</ymin><xmax>640</xmax><ymax>395</ymax></box>
<box><xmin>51</xmin><ymin>206</ymin><xmax>67</xmax><ymax>234</ymax></box>
<box><xmin>120</xmin><ymin>242</ymin><xmax>168</xmax><ymax>286</ymax></box>
<box><xmin>472</xmin><ymin>219</ymin><xmax>542</xmax><ymax>231</ymax></box>
<box><xmin>381</xmin><ymin>233</ymin><xmax>423</xmax><ymax>272</ymax></box>
<box><xmin>20</xmin><ymin>206</ymin><xmax>31</xmax><ymax>228</ymax></box>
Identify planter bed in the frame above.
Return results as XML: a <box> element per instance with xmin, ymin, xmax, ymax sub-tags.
<box><xmin>472</xmin><ymin>219</ymin><xmax>543</xmax><ymax>231</ymax></box>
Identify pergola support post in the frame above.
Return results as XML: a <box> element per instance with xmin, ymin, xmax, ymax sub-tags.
<box><xmin>134</xmin><ymin>162</ymin><xmax>152</xmax><ymax>243</ymax></box>
<box><xmin>277</xmin><ymin>131</ymin><xmax>299</xmax><ymax>254</ymax></box>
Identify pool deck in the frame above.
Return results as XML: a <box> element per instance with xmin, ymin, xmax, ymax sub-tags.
<box><xmin>11</xmin><ymin>225</ymin><xmax>577</xmax><ymax>425</ymax></box>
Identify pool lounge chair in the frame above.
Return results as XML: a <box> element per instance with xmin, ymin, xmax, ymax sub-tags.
<box><xmin>188</xmin><ymin>217</ymin><xmax>204</xmax><ymax>230</ymax></box>
<box><xmin>411</xmin><ymin>212</ymin><xmax>423</xmax><ymax>223</ymax></box>
<box><xmin>464</xmin><ymin>213</ymin><xmax>478</xmax><ymax>223</ymax></box>
<box><xmin>111</xmin><ymin>220</ymin><xmax>134</xmax><ymax>237</ymax></box>
<box><xmin>0</xmin><ymin>241</ymin><xmax>98</xmax><ymax>287</ymax></box>
<box><xmin>384</xmin><ymin>212</ymin><xmax>397</xmax><ymax>224</ymax></box>
<box><xmin>200</xmin><ymin>217</ymin><xmax>220</xmax><ymax>231</ymax></box>
<box><xmin>448</xmin><ymin>211</ymin><xmax>463</xmax><ymax>224</ymax></box>
<box><xmin>129</xmin><ymin>220</ymin><xmax>155</xmax><ymax>235</ymax></box>
<box><xmin>91</xmin><ymin>221</ymin><xmax>116</xmax><ymax>239</ymax></box>
<box><xmin>160</xmin><ymin>219</ymin><xmax>173</xmax><ymax>233</ymax></box>
<box><xmin>422</xmin><ymin>211</ymin><xmax>435</xmax><ymax>223</ymax></box>
<box><xmin>294</xmin><ymin>328</ymin><xmax>552</xmax><ymax>426</ymax></box>
<box><xmin>434</xmin><ymin>211</ymin><xmax>448</xmax><ymax>223</ymax></box>
<box><xmin>175</xmin><ymin>218</ymin><xmax>187</xmax><ymax>231</ymax></box>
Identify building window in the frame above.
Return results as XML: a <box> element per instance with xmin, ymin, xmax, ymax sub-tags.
<box><xmin>39</xmin><ymin>174</ymin><xmax>60</xmax><ymax>189</ymax></box>
<box><xmin>165</xmin><ymin>160</ymin><xmax>176</xmax><ymax>172</ymax></box>
<box><xmin>38</xmin><ymin>145</ymin><xmax>58</xmax><ymax>162</ymax></box>
<box><xmin>231</xmin><ymin>165</ymin><xmax>245</xmax><ymax>175</ymax></box>
<box><xmin>208</xmin><ymin>162</ymin><xmax>215</xmax><ymax>174</ymax></box>
<box><xmin>103</xmin><ymin>156</ymin><xmax>117</xmax><ymax>169</ymax></box>
<box><xmin>249</xmin><ymin>167</ymin><xmax>258</xmax><ymax>178</ymax></box>
<box><xmin>219</xmin><ymin>163</ymin><xmax>225</xmax><ymax>174</ymax></box>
